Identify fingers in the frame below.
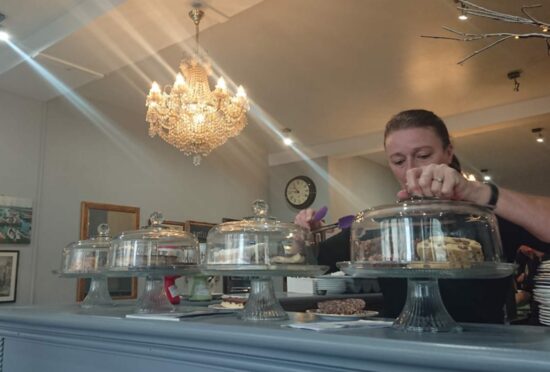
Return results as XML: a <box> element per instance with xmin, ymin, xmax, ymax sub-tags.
<box><xmin>404</xmin><ymin>164</ymin><xmax>464</xmax><ymax>200</ymax></box>
<box><xmin>294</xmin><ymin>208</ymin><xmax>319</xmax><ymax>231</ymax></box>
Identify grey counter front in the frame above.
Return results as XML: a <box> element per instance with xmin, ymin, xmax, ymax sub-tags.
<box><xmin>0</xmin><ymin>305</ymin><xmax>550</xmax><ymax>372</ymax></box>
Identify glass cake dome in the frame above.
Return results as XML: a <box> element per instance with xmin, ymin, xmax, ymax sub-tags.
<box><xmin>350</xmin><ymin>198</ymin><xmax>504</xmax><ymax>270</ymax></box>
<box><xmin>61</xmin><ymin>223</ymin><xmax>111</xmax><ymax>273</ymax></box>
<box><xmin>205</xmin><ymin>200</ymin><xmax>311</xmax><ymax>267</ymax></box>
<box><xmin>339</xmin><ymin>198</ymin><xmax>515</xmax><ymax>333</ymax></box>
<box><xmin>108</xmin><ymin>212</ymin><xmax>199</xmax><ymax>270</ymax></box>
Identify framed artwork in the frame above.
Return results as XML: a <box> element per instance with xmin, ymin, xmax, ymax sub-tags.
<box><xmin>77</xmin><ymin>201</ymin><xmax>140</xmax><ymax>302</ymax></box>
<box><xmin>185</xmin><ymin>220</ymin><xmax>216</xmax><ymax>243</ymax></box>
<box><xmin>0</xmin><ymin>196</ymin><xmax>32</xmax><ymax>244</ymax></box>
<box><xmin>0</xmin><ymin>251</ymin><xmax>19</xmax><ymax>303</ymax></box>
<box><xmin>163</xmin><ymin>220</ymin><xmax>186</xmax><ymax>231</ymax></box>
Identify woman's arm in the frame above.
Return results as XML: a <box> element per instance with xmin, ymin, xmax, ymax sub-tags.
<box><xmin>401</xmin><ymin>164</ymin><xmax>550</xmax><ymax>243</ymax></box>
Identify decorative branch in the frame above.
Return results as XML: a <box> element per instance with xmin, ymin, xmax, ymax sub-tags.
<box><xmin>422</xmin><ymin>1</ymin><xmax>550</xmax><ymax>64</ymax></box>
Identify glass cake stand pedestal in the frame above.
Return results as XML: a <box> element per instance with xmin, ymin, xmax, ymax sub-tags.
<box><xmin>338</xmin><ymin>261</ymin><xmax>516</xmax><ymax>333</ymax></box>
<box><xmin>53</xmin><ymin>271</ymin><xmax>114</xmax><ymax>309</ymax></box>
<box><xmin>204</xmin><ymin>264</ymin><xmax>328</xmax><ymax>321</ymax></box>
<box><xmin>103</xmin><ymin>265</ymin><xmax>202</xmax><ymax>313</ymax></box>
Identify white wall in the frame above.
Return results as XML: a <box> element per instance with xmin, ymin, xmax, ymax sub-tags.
<box><xmin>32</xmin><ymin>97</ymin><xmax>269</xmax><ymax>305</ymax></box>
<box><xmin>0</xmin><ymin>89</ymin><xmax>45</xmax><ymax>305</ymax></box>
<box><xmin>328</xmin><ymin>157</ymin><xmax>399</xmax><ymax>219</ymax></box>
<box><xmin>0</xmin><ymin>88</ymin><xmax>269</xmax><ymax>305</ymax></box>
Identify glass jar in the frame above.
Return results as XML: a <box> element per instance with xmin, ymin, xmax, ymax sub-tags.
<box><xmin>108</xmin><ymin>212</ymin><xmax>199</xmax><ymax>270</ymax></box>
<box><xmin>206</xmin><ymin>200</ymin><xmax>310</xmax><ymax>266</ymax></box>
<box><xmin>350</xmin><ymin>198</ymin><xmax>504</xmax><ymax>269</ymax></box>
<box><xmin>61</xmin><ymin>223</ymin><xmax>111</xmax><ymax>273</ymax></box>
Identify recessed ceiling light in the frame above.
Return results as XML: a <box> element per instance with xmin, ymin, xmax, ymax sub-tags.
<box><xmin>532</xmin><ymin>128</ymin><xmax>545</xmax><ymax>143</ymax></box>
<box><xmin>282</xmin><ymin>128</ymin><xmax>293</xmax><ymax>146</ymax></box>
<box><xmin>0</xmin><ymin>30</ymin><xmax>11</xmax><ymax>41</ymax></box>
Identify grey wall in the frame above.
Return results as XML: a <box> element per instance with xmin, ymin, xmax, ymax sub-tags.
<box><xmin>0</xmin><ymin>89</ymin><xmax>45</xmax><ymax>305</ymax></box>
<box><xmin>328</xmin><ymin>156</ymin><xmax>399</xmax><ymax>219</ymax></box>
<box><xmin>0</xmin><ymin>88</ymin><xmax>269</xmax><ymax>305</ymax></box>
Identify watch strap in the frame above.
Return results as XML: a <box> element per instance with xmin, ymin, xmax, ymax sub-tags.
<box><xmin>486</xmin><ymin>182</ymin><xmax>499</xmax><ymax>208</ymax></box>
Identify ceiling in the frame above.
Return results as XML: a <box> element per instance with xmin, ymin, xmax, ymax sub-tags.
<box><xmin>1</xmin><ymin>0</ymin><xmax>550</xmax><ymax>194</ymax></box>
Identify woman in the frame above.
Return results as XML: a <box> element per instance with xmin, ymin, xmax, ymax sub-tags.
<box><xmin>386</xmin><ymin>110</ymin><xmax>550</xmax><ymax>244</ymax></box>
<box><xmin>297</xmin><ymin>109</ymin><xmax>550</xmax><ymax>323</ymax></box>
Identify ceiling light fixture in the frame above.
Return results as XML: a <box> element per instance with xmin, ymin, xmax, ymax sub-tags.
<box><xmin>507</xmin><ymin>70</ymin><xmax>521</xmax><ymax>92</ymax></box>
<box><xmin>145</xmin><ymin>7</ymin><xmax>249</xmax><ymax>166</ymax></box>
<box><xmin>532</xmin><ymin>127</ymin><xmax>545</xmax><ymax>143</ymax></box>
<box><xmin>0</xmin><ymin>12</ymin><xmax>9</xmax><ymax>41</ymax></box>
<box><xmin>456</xmin><ymin>1</ymin><xmax>468</xmax><ymax>21</ymax></box>
<box><xmin>480</xmin><ymin>169</ymin><xmax>491</xmax><ymax>182</ymax></box>
<box><xmin>282</xmin><ymin>128</ymin><xmax>293</xmax><ymax>146</ymax></box>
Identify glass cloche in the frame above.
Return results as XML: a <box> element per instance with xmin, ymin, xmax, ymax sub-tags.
<box><xmin>61</xmin><ymin>223</ymin><xmax>111</xmax><ymax>273</ymax></box>
<box><xmin>108</xmin><ymin>212</ymin><xmax>199</xmax><ymax>270</ymax></box>
<box><xmin>350</xmin><ymin>198</ymin><xmax>505</xmax><ymax>271</ymax></box>
<box><xmin>339</xmin><ymin>198</ymin><xmax>515</xmax><ymax>332</ymax></box>
<box><xmin>206</xmin><ymin>200</ymin><xmax>311</xmax><ymax>267</ymax></box>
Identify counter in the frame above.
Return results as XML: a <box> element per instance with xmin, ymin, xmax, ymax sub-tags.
<box><xmin>0</xmin><ymin>304</ymin><xmax>549</xmax><ymax>372</ymax></box>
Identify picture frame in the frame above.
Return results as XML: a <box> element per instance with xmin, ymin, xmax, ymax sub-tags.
<box><xmin>0</xmin><ymin>196</ymin><xmax>32</xmax><ymax>245</ymax></box>
<box><xmin>185</xmin><ymin>220</ymin><xmax>216</xmax><ymax>243</ymax></box>
<box><xmin>163</xmin><ymin>220</ymin><xmax>186</xmax><ymax>231</ymax></box>
<box><xmin>77</xmin><ymin>201</ymin><xmax>140</xmax><ymax>302</ymax></box>
<box><xmin>0</xmin><ymin>251</ymin><xmax>19</xmax><ymax>303</ymax></box>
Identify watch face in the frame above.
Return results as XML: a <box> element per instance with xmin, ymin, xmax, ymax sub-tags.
<box><xmin>285</xmin><ymin>176</ymin><xmax>316</xmax><ymax>209</ymax></box>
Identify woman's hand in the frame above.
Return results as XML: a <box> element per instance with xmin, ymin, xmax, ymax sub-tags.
<box><xmin>294</xmin><ymin>208</ymin><xmax>323</xmax><ymax>231</ymax></box>
<box><xmin>397</xmin><ymin>164</ymin><xmax>490</xmax><ymax>205</ymax></box>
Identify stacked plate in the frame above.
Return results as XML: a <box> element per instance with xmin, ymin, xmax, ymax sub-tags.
<box><xmin>313</xmin><ymin>277</ymin><xmax>347</xmax><ymax>294</ymax></box>
<box><xmin>533</xmin><ymin>260</ymin><xmax>550</xmax><ymax>325</ymax></box>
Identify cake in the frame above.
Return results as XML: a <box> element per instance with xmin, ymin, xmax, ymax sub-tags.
<box><xmin>220</xmin><ymin>294</ymin><xmax>248</xmax><ymax>309</ymax></box>
<box><xmin>416</xmin><ymin>236</ymin><xmax>483</xmax><ymax>267</ymax></box>
<box><xmin>270</xmin><ymin>253</ymin><xmax>305</xmax><ymax>264</ymax></box>
<box><xmin>66</xmin><ymin>250</ymin><xmax>107</xmax><ymax>272</ymax></box>
<box><xmin>317</xmin><ymin>298</ymin><xmax>366</xmax><ymax>315</ymax></box>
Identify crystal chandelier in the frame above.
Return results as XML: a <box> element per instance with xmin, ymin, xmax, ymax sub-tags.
<box><xmin>145</xmin><ymin>8</ymin><xmax>249</xmax><ymax>165</ymax></box>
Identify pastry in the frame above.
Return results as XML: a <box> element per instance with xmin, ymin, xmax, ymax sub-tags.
<box><xmin>317</xmin><ymin>298</ymin><xmax>366</xmax><ymax>315</ymax></box>
<box><xmin>220</xmin><ymin>294</ymin><xmax>248</xmax><ymax>309</ymax></box>
<box><xmin>416</xmin><ymin>236</ymin><xmax>483</xmax><ymax>267</ymax></box>
<box><xmin>270</xmin><ymin>253</ymin><xmax>305</xmax><ymax>264</ymax></box>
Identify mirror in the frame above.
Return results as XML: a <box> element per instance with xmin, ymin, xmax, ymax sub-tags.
<box><xmin>77</xmin><ymin>201</ymin><xmax>140</xmax><ymax>302</ymax></box>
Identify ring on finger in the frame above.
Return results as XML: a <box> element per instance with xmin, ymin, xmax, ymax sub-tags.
<box><xmin>433</xmin><ymin>177</ymin><xmax>444</xmax><ymax>183</ymax></box>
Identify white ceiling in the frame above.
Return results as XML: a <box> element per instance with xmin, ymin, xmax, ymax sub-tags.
<box><xmin>1</xmin><ymin>0</ymin><xmax>550</xmax><ymax>194</ymax></box>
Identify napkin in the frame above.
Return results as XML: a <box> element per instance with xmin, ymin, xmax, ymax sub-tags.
<box><xmin>283</xmin><ymin>319</ymin><xmax>392</xmax><ymax>331</ymax></box>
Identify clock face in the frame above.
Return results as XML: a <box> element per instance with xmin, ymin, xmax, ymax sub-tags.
<box><xmin>285</xmin><ymin>176</ymin><xmax>316</xmax><ymax>209</ymax></box>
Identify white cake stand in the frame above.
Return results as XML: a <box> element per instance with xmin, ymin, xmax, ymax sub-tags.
<box><xmin>53</xmin><ymin>270</ymin><xmax>114</xmax><ymax>309</ymax></box>
<box><xmin>204</xmin><ymin>264</ymin><xmax>328</xmax><ymax>321</ymax></box>
<box><xmin>104</xmin><ymin>265</ymin><xmax>202</xmax><ymax>313</ymax></box>
<box><xmin>338</xmin><ymin>261</ymin><xmax>516</xmax><ymax>332</ymax></box>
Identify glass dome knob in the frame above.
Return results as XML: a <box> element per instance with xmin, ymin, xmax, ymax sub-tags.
<box><xmin>252</xmin><ymin>199</ymin><xmax>269</xmax><ymax>217</ymax></box>
<box><xmin>97</xmin><ymin>223</ymin><xmax>110</xmax><ymax>237</ymax></box>
<box><xmin>149</xmin><ymin>211</ymin><xmax>164</xmax><ymax>226</ymax></box>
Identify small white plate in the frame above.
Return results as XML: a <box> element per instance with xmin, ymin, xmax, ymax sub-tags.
<box><xmin>306</xmin><ymin>309</ymin><xmax>379</xmax><ymax>321</ymax></box>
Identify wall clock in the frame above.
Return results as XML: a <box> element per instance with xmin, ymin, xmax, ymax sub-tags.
<box><xmin>284</xmin><ymin>175</ymin><xmax>316</xmax><ymax>209</ymax></box>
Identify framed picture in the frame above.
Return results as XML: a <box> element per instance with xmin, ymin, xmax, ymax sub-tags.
<box><xmin>0</xmin><ymin>196</ymin><xmax>32</xmax><ymax>244</ymax></box>
<box><xmin>185</xmin><ymin>220</ymin><xmax>216</xmax><ymax>243</ymax></box>
<box><xmin>77</xmin><ymin>201</ymin><xmax>140</xmax><ymax>302</ymax></box>
<box><xmin>0</xmin><ymin>251</ymin><xmax>19</xmax><ymax>303</ymax></box>
<box><xmin>163</xmin><ymin>220</ymin><xmax>186</xmax><ymax>231</ymax></box>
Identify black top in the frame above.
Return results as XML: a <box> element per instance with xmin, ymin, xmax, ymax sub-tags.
<box><xmin>317</xmin><ymin>217</ymin><xmax>550</xmax><ymax>324</ymax></box>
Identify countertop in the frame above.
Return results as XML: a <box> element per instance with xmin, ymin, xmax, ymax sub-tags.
<box><xmin>0</xmin><ymin>303</ymin><xmax>549</xmax><ymax>371</ymax></box>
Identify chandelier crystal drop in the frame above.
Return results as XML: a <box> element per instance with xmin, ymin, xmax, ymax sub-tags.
<box><xmin>145</xmin><ymin>9</ymin><xmax>249</xmax><ymax>166</ymax></box>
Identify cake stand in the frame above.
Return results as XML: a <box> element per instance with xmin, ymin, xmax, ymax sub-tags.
<box><xmin>204</xmin><ymin>264</ymin><xmax>328</xmax><ymax>321</ymax></box>
<box><xmin>53</xmin><ymin>270</ymin><xmax>114</xmax><ymax>309</ymax></box>
<box><xmin>103</xmin><ymin>265</ymin><xmax>202</xmax><ymax>313</ymax></box>
<box><xmin>338</xmin><ymin>261</ymin><xmax>515</xmax><ymax>332</ymax></box>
